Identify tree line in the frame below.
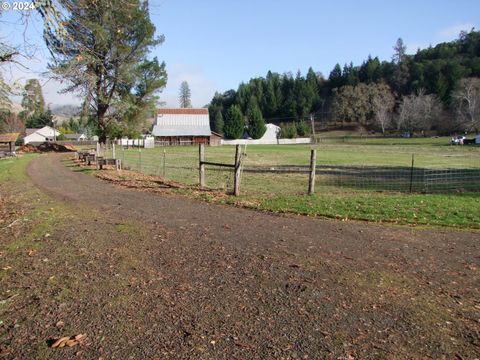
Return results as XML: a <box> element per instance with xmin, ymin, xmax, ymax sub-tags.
<box><xmin>209</xmin><ymin>30</ymin><xmax>480</xmax><ymax>138</ymax></box>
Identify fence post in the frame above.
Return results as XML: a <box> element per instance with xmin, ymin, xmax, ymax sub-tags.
<box><xmin>409</xmin><ymin>154</ymin><xmax>415</xmax><ymax>193</ymax></box>
<box><xmin>112</xmin><ymin>143</ymin><xmax>116</xmax><ymax>159</ymax></box>
<box><xmin>139</xmin><ymin>148</ymin><xmax>142</xmax><ymax>172</ymax></box>
<box><xmin>163</xmin><ymin>149</ymin><xmax>166</xmax><ymax>178</ymax></box>
<box><xmin>233</xmin><ymin>144</ymin><xmax>242</xmax><ymax>196</ymax></box>
<box><xmin>199</xmin><ymin>143</ymin><xmax>205</xmax><ymax>188</ymax></box>
<box><xmin>308</xmin><ymin>149</ymin><xmax>317</xmax><ymax>195</ymax></box>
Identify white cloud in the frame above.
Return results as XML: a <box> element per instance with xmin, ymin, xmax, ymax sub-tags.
<box><xmin>405</xmin><ymin>22</ymin><xmax>477</xmax><ymax>55</ymax></box>
<box><xmin>2</xmin><ymin>56</ymin><xmax>81</xmax><ymax>107</ymax></box>
<box><xmin>161</xmin><ymin>63</ymin><xmax>217</xmax><ymax>108</ymax></box>
<box><xmin>4</xmin><ymin>59</ymin><xmax>218</xmax><ymax>109</ymax></box>
<box><xmin>437</xmin><ymin>23</ymin><xmax>475</xmax><ymax>41</ymax></box>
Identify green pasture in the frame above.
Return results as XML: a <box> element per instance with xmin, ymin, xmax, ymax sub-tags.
<box><xmin>109</xmin><ymin>137</ymin><xmax>480</xmax><ymax>229</ymax></box>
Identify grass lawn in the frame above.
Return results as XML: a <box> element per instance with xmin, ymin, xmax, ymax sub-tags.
<box><xmin>106</xmin><ymin>138</ymin><xmax>480</xmax><ymax>229</ymax></box>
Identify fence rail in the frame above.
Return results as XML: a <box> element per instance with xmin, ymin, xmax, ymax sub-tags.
<box><xmin>98</xmin><ymin>143</ymin><xmax>480</xmax><ymax>195</ymax></box>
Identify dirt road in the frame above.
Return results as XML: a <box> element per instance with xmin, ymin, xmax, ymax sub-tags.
<box><xmin>2</xmin><ymin>154</ymin><xmax>479</xmax><ymax>359</ymax></box>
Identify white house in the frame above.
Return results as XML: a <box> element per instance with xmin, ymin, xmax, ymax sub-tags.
<box><xmin>24</xmin><ymin>126</ymin><xmax>61</xmax><ymax>144</ymax></box>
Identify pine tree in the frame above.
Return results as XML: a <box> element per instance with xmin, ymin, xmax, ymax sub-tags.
<box><xmin>21</xmin><ymin>79</ymin><xmax>45</xmax><ymax>117</ymax></box>
<box><xmin>247</xmin><ymin>98</ymin><xmax>266</xmax><ymax>139</ymax></box>
<box><xmin>223</xmin><ymin>105</ymin><xmax>244</xmax><ymax>139</ymax></box>
<box><xmin>179</xmin><ymin>81</ymin><xmax>192</xmax><ymax>108</ymax></box>
<box><xmin>45</xmin><ymin>0</ymin><xmax>166</xmax><ymax>143</ymax></box>
<box><xmin>392</xmin><ymin>38</ymin><xmax>407</xmax><ymax>64</ymax></box>
<box><xmin>329</xmin><ymin>63</ymin><xmax>343</xmax><ymax>89</ymax></box>
<box><xmin>213</xmin><ymin>108</ymin><xmax>224</xmax><ymax>134</ymax></box>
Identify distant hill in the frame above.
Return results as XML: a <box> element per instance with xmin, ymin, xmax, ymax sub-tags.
<box><xmin>50</xmin><ymin>104</ymin><xmax>81</xmax><ymax>117</ymax></box>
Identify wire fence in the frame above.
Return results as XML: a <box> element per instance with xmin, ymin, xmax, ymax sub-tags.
<box><xmin>99</xmin><ymin>143</ymin><xmax>480</xmax><ymax>195</ymax></box>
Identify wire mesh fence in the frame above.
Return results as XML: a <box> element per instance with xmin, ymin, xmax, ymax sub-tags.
<box><xmin>99</xmin><ymin>143</ymin><xmax>480</xmax><ymax>195</ymax></box>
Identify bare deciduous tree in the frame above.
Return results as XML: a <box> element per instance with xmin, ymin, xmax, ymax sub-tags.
<box><xmin>453</xmin><ymin>78</ymin><xmax>480</xmax><ymax>132</ymax></box>
<box><xmin>397</xmin><ymin>89</ymin><xmax>442</xmax><ymax>135</ymax></box>
<box><xmin>371</xmin><ymin>84</ymin><xmax>395</xmax><ymax>134</ymax></box>
<box><xmin>0</xmin><ymin>112</ymin><xmax>24</xmax><ymax>133</ymax></box>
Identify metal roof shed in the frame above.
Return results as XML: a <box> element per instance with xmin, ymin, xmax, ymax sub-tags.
<box><xmin>152</xmin><ymin>108</ymin><xmax>212</xmax><ymax>145</ymax></box>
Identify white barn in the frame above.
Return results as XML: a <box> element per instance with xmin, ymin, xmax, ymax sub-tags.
<box><xmin>24</xmin><ymin>126</ymin><xmax>61</xmax><ymax>144</ymax></box>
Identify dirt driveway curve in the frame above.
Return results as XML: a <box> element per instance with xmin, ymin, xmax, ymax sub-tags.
<box><xmin>19</xmin><ymin>154</ymin><xmax>480</xmax><ymax>358</ymax></box>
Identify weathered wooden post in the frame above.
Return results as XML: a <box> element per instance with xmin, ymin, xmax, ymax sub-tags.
<box><xmin>112</xmin><ymin>142</ymin><xmax>116</xmax><ymax>159</ymax></box>
<box><xmin>308</xmin><ymin>149</ymin><xmax>317</xmax><ymax>195</ymax></box>
<box><xmin>163</xmin><ymin>149</ymin><xmax>166</xmax><ymax>178</ymax></box>
<box><xmin>138</xmin><ymin>148</ymin><xmax>142</xmax><ymax>172</ymax></box>
<box><xmin>199</xmin><ymin>143</ymin><xmax>205</xmax><ymax>188</ymax></box>
<box><xmin>233</xmin><ymin>144</ymin><xmax>242</xmax><ymax>196</ymax></box>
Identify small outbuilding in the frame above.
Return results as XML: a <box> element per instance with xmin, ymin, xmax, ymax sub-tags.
<box><xmin>0</xmin><ymin>133</ymin><xmax>19</xmax><ymax>156</ymax></box>
<box><xmin>152</xmin><ymin>108</ymin><xmax>212</xmax><ymax>145</ymax></box>
<box><xmin>210</xmin><ymin>132</ymin><xmax>223</xmax><ymax>146</ymax></box>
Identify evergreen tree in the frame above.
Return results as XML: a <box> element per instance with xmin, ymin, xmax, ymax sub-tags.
<box><xmin>392</xmin><ymin>38</ymin><xmax>407</xmax><ymax>64</ymax></box>
<box><xmin>329</xmin><ymin>63</ymin><xmax>343</xmax><ymax>89</ymax></box>
<box><xmin>223</xmin><ymin>105</ymin><xmax>244</xmax><ymax>139</ymax></box>
<box><xmin>246</xmin><ymin>97</ymin><xmax>266</xmax><ymax>139</ymax></box>
<box><xmin>21</xmin><ymin>79</ymin><xmax>45</xmax><ymax>117</ymax></box>
<box><xmin>213</xmin><ymin>108</ymin><xmax>224</xmax><ymax>134</ymax></box>
<box><xmin>264</xmin><ymin>71</ymin><xmax>278</xmax><ymax>117</ymax></box>
<box><xmin>25</xmin><ymin>108</ymin><xmax>53</xmax><ymax>128</ymax></box>
<box><xmin>179</xmin><ymin>80</ymin><xmax>192</xmax><ymax>108</ymax></box>
<box><xmin>45</xmin><ymin>0</ymin><xmax>166</xmax><ymax>143</ymax></box>
<box><xmin>306</xmin><ymin>67</ymin><xmax>321</xmax><ymax>110</ymax></box>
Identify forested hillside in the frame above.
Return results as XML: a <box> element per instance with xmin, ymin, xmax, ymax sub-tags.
<box><xmin>209</xmin><ymin>30</ymin><xmax>480</xmax><ymax>138</ymax></box>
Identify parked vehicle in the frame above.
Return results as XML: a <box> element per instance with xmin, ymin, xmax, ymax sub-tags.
<box><xmin>451</xmin><ymin>135</ymin><xmax>466</xmax><ymax>145</ymax></box>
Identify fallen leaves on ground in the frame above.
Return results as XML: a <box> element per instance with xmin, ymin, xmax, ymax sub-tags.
<box><xmin>50</xmin><ymin>334</ymin><xmax>87</xmax><ymax>348</ymax></box>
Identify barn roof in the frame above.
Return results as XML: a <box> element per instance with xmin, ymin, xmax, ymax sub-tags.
<box><xmin>0</xmin><ymin>133</ymin><xmax>19</xmax><ymax>143</ymax></box>
<box><xmin>152</xmin><ymin>108</ymin><xmax>211</xmax><ymax>137</ymax></box>
<box><xmin>157</xmin><ymin>108</ymin><xmax>209</xmax><ymax>115</ymax></box>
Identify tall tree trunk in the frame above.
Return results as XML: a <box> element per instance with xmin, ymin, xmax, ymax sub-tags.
<box><xmin>97</xmin><ymin>104</ymin><xmax>108</xmax><ymax>144</ymax></box>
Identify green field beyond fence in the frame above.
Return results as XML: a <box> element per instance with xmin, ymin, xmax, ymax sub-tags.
<box><xmin>104</xmin><ymin>138</ymin><xmax>480</xmax><ymax>228</ymax></box>
<box><xmin>111</xmin><ymin>139</ymin><xmax>480</xmax><ymax>192</ymax></box>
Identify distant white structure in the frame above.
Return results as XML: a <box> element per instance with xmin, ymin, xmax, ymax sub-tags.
<box><xmin>475</xmin><ymin>134</ymin><xmax>480</xmax><ymax>144</ymax></box>
<box><xmin>222</xmin><ymin>123</ymin><xmax>312</xmax><ymax>145</ymax></box>
<box><xmin>24</xmin><ymin>126</ymin><xmax>61</xmax><ymax>144</ymax></box>
<box><xmin>64</xmin><ymin>133</ymin><xmax>87</xmax><ymax>141</ymax></box>
<box><xmin>242</xmin><ymin>123</ymin><xmax>280</xmax><ymax>141</ymax></box>
<box><xmin>117</xmin><ymin>135</ymin><xmax>155</xmax><ymax>148</ymax></box>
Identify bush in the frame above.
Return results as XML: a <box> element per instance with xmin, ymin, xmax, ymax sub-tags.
<box><xmin>279</xmin><ymin>122</ymin><xmax>297</xmax><ymax>138</ymax></box>
<box><xmin>295</xmin><ymin>121</ymin><xmax>310</xmax><ymax>137</ymax></box>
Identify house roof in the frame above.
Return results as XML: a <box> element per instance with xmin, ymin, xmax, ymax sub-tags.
<box><xmin>0</xmin><ymin>133</ymin><xmax>20</xmax><ymax>143</ymax></box>
<box><xmin>25</xmin><ymin>126</ymin><xmax>60</xmax><ymax>138</ymax></box>
<box><xmin>26</xmin><ymin>128</ymin><xmax>37</xmax><ymax>136</ymax></box>
<box><xmin>152</xmin><ymin>108</ymin><xmax>211</xmax><ymax>137</ymax></box>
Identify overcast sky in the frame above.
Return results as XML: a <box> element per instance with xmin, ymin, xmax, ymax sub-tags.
<box><xmin>1</xmin><ymin>0</ymin><xmax>479</xmax><ymax>108</ymax></box>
